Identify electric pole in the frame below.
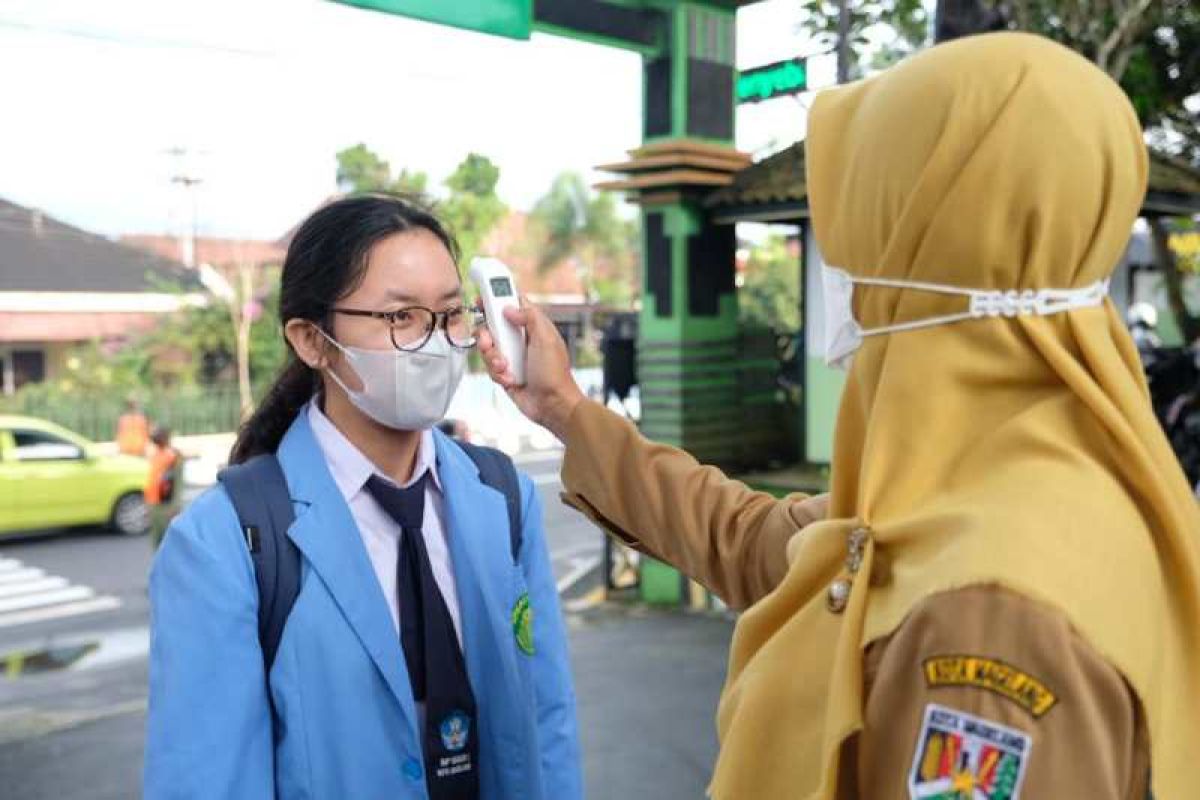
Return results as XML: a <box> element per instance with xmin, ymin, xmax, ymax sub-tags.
<box><xmin>167</xmin><ymin>146</ymin><xmax>204</xmax><ymax>268</ymax></box>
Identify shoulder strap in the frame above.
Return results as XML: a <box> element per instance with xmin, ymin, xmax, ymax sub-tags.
<box><xmin>456</xmin><ymin>441</ymin><xmax>523</xmax><ymax>563</ymax></box>
<box><xmin>217</xmin><ymin>454</ymin><xmax>299</xmax><ymax>676</ymax></box>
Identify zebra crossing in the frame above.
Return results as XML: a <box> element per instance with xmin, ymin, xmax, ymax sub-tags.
<box><xmin>0</xmin><ymin>558</ymin><xmax>121</xmax><ymax>630</ymax></box>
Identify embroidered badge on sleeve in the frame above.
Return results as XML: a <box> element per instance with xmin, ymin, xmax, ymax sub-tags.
<box><xmin>923</xmin><ymin>655</ymin><xmax>1057</xmax><ymax>718</ymax></box>
<box><xmin>908</xmin><ymin>703</ymin><xmax>1032</xmax><ymax>800</ymax></box>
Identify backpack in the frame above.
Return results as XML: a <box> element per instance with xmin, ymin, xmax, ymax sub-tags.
<box><xmin>217</xmin><ymin>441</ymin><xmax>523</xmax><ymax>674</ymax></box>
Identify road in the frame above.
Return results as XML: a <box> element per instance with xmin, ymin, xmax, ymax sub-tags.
<box><xmin>0</xmin><ymin>450</ymin><xmax>608</xmax><ymax>799</ymax></box>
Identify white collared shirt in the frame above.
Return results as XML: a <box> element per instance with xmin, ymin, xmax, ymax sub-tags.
<box><xmin>307</xmin><ymin>401</ymin><xmax>462</xmax><ymax>646</ymax></box>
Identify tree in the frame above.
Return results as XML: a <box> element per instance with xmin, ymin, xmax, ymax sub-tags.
<box><xmin>440</xmin><ymin>153</ymin><xmax>507</xmax><ymax>269</ymax></box>
<box><xmin>336</xmin><ymin>143</ymin><xmax>393</xmax><ymax>194</ymax></box>
<box><xmin>529</xmin><ymin>172</ymin><xmax>639</xmax><ymax>308</ymax></box>
<box><xmin>335</xmin><ymin>143</ymin><xmax>430</xmax><ymax>196</ymax></box>
<box><xmin>796</xmin><ymin>0</ymin><xmax>930</xmax><ymax>79</ymax></box>
<box><xmin>1001</xmin><ymin>0</ymin><xmax>1158</xmax><ymax>80</ymax></box>
<box><xmin>393</xmin><ymin>168</ymin><xmax>428</xmax><ymax>196</ymax></box>
<box><xmin>740</xmin><ymin>234</ymin><xmax>801</xmax><ymax>333</ymax></box>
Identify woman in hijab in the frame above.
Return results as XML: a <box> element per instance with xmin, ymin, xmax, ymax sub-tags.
<box><xmin>483</xmin><ymin>31</ymin><xmax>1199</xmax><ymax>800</ymax></box>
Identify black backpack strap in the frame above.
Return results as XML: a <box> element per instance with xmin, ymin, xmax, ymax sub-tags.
<box><xmin>456</xmin><ymin>441</ymin><xmax>523</xmax><ymax>564</ymax></box>
<box><xmin>217</xmin><ymin>454</ymin><xmax>299</xmax><ymax>676</ymax></box>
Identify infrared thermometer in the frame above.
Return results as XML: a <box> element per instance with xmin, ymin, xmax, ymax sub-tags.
<box><xmin>469</xmin><ymin>256</ymin><xmax>526</xmax><ymax>386</ymax></box>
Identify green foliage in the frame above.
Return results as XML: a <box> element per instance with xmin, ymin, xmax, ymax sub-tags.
<box><xmin>440</xmin><ymin>152</ymin><xmax>507</xmax><ymax>269</ymax></box>
<box><xmin>530</xmin><ymin>172</ymin><xmax>639</xmax><ymax>307</ymax></box>
<box><xmin>739</xmin><ymin>234</ymin><xmax>801</xmax><ymax>334</ymax></box>
<box><xmin>796</xmin><ymin>0</ymin><xmax>930</xmax><ymax>77</ymax></box>
<box><xmin>335</xmin><ymin>143</ymin><xmax>431</xmax><ymax>196</ymax></box>
<box><xmin>393</xmin><ymin>168</ymin><xmax>429</xmax><ymax>196</ymax></box>
<box><xmin>336</xmin><ymin>143</ymin><xmax>395</xmax><ymax>194</ymax></box>
<box><xmin>333</xmin><ymin>145</ymin><xmax>507</xmax><ymax>272</ymax></box>
<box><xmin>11</xmin><ymin>272</ymin><xmax>286</xmax><ymax>403</ymax></box>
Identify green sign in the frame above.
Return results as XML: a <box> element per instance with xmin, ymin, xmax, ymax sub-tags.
<box><xmin>328</xmin><ymin>0</ymin><xmax>532</xmax><ymax>40</ymax></box>
<box><xmin>737</xmin><ymin>58</ymin><xmax>807</xmax><ymax>104</ymax></box>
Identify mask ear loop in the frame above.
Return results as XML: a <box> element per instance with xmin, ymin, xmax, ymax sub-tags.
<box><xmin>850</xmin><ymin>276</ymin><xmax>1110</xmax><ymax>339</ymax></box>
<box><xmin>312</xmin><ymin>325</ymin><xmax>367</xmax><ymax>396</ymax></box>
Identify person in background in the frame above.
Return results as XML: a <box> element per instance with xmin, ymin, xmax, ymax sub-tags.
<box><xmin>116</xmin><ymin>398</ymin><xmax>150</xmax><ymax>457</ymax></box>
<box><xmin>145</xmin><ymin>426</ymin><xmax>180</xmax><ymax>550</ymax></box>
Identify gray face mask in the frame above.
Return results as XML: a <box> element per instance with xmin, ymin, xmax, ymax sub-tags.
<box><xmin>822</xmin><ymin>265</ymin><xmax>1111</xmax><ymax>370</ymax></box>
<box><xmin>318</xmin><ymin>329</ymin><xmax>465</xmax><ymax>431</ymax></box>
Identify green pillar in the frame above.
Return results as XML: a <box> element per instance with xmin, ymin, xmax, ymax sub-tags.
<box><xmin>636</xmin><ymin>3</ymin><xmax>742</xmax><ymax>467</ymax></box>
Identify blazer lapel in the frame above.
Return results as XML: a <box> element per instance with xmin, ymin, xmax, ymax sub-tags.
<box><xmin>276</xmin><ymin>414</ymin><xmax>418</xmax><ymax>725</ymax></box>
<box><xmin>434</xmin><ymin>434</ymin><xmax>522</xmax><ymax>701</ymax></box>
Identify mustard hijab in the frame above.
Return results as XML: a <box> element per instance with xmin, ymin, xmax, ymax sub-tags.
<box><xmin>712</xmin><ymin>33</ymin><xmax>1200</xmax><ymax>800</ymax></box>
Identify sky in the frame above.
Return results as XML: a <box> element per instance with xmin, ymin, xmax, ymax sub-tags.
<box><xmin>0</xmin><ymin>0</ymin><xmax>843</xmax><ymax>242</ymax></box>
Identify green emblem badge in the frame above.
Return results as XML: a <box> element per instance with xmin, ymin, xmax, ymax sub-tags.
<box><xmin>511</xmin><ymin>593</ymin><xmax>534</xmax><ymax>655</ymax></box>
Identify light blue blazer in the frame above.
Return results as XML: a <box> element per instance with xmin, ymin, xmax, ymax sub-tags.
<box><xmin>144</xmin><ymin>413</ymin><xmax>582</xmax><ymax>799</ymax></box>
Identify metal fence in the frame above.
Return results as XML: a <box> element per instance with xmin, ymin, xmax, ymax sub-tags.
<box><xmin>0</xmin><ymin>384</ymin><xmax>252</xmax><ymax>443</ymax></box>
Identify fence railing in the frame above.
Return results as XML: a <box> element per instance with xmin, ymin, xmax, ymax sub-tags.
<box><xmin>0</xmin><ymin>384</ymin><xmax>255</xmax><ymax>443</ymax></box>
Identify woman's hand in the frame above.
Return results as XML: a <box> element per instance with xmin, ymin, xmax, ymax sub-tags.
<box><xmin>477</xmin><ymin>297</ymin><xmax>585</xmax><ymax>441</ymax></box>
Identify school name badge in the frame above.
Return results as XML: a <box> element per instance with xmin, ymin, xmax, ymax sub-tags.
<box><xmin>908</xmin><ymin>704</ymin><xmax>1032</xmax><ymax>800</ymax></box>
<box><xmin>436</xmin><ymin>711</ymin><xmax>473</xmax><ymax>779</ymax></box>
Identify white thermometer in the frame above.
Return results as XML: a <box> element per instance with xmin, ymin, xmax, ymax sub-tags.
<box><xmin>469</xmin><ymin>256</ymin><xmax>526</xmax><ymax>386</ymax></box>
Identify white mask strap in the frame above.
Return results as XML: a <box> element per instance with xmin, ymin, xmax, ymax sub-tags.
<box><xmin>850</xmin><ymin>275</ymin><xmax>1110</xmax><ymax>339</ymax></box>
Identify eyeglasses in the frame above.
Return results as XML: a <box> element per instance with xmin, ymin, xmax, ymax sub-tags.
<box><xmin>330</xmin><ymin>304</ymin><xmax>484</xmax><ymax>352</ymax></box>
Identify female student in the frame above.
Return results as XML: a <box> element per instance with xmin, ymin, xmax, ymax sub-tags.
<box><xmin>144</xmin><ymin>194</ymin><xmax>581</xmax><ymax>800</ymax></box>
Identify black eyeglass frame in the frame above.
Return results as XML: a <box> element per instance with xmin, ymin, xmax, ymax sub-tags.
<box><xmin>330</xmin><ymin>304</ymin><xmax>483</xmax><ymax>352</ymax></box>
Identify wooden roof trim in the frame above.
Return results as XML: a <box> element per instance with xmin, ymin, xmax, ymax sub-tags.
<box><xmin>596</xmin><ymin>169</ymin><xmax>735</xmax><ymax>192</ymax></box>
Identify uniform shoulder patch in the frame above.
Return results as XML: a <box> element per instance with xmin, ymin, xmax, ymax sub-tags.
<box><xmin>922</xmin><ymin>654</ymin><xmax>1057</xmax><ymax>718</ymax></box>
<box><xmin>908</xmin><ymin>703</ymin><xmax>1032</xmax><ymax>800</ymax></box>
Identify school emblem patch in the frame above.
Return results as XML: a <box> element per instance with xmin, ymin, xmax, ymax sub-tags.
<box><xmin>511</xmin><ymin>592</ymin><xmax>534</xmax><ymax>655</ymax></box>
<box><xmin>908</xmin><ymin>704</ymin><xmax>1032</xmax><ymax>800</ymax></box>
<box><xmin>439</xmin><ymin>711</ymin><xmax>471</xmax><ymax>752</ymax></box>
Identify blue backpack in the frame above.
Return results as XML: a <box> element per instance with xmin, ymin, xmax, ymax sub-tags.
<box><xmin>217</xmin><ymin>441</ymin><xmax>523</xmax><ymax>673</ymax></box>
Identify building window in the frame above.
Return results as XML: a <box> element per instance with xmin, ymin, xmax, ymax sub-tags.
<box><xmin>11</xmin><ymin>350</ymin><xmax>45</xmax><ymax>391</ymax></box>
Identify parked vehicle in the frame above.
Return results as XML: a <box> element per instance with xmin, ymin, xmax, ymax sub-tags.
<box><xmin>0</xmin><ymin>415</ymin><xmax>150</xmax><ymax>537</ymax></box>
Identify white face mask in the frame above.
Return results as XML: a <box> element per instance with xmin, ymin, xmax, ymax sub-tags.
<box><xmin>318</xmin><ymin>329</ymin><xmax>466</xmax><ymax>431</ymax></box>
<box><xmin>822</xmin><ymin>266</ymin><xmax>1110</xmax><ymax>370</ymax></box>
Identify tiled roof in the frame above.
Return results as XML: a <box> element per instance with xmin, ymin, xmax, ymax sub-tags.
<box><xmin>705</xmin><ymin>141</ymin><xmax>1200</xmax><ymax>217</ymax></box>
<box><xmin>0</xmin><ymin>199</ymin><xmax>199</xmax><ymax>293</ymax></box>
<box><xmin>1148</xmin><ymin>153</ymin><xmax>1200</xmax><ymax>196</ymax></box>
<box><xmin>705</xmin><ymin>140</ymin><xmax>808</xmax><ymax>209</ymax></box>
<box><xmin>120</xmin><ymin>235</ymin><xmax>286</xmax><ymax>269</ymax></box>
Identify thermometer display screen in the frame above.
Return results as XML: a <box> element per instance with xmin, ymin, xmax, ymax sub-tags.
<box><xmin>490</xmin><ymin>277</ymin><xmax>514</xmax><ymax>297</ymax></box>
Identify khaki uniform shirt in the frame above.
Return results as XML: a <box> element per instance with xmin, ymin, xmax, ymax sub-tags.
<box><xmin>560</xmin><ymin>401</ymin><xmax>1150</xmax><ymax>798</ymax></box>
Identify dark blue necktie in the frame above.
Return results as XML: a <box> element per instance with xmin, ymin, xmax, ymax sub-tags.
<box><xmin>366</xmin><ymin>474</ymin><xmax>479</xmax><ymax>800</ymax></box>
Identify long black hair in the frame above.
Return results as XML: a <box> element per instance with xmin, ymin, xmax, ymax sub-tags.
<box><xmin>229</xmin><ymin>194</ymin><xmax>459</xmax><ymax>464</ymax></box>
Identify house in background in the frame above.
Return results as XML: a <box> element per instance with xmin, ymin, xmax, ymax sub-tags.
<box><xmin>119</xmin><ymin>234</ymin><xmax>286</xmax><ymax>275</ymax></box>
<box><xmin>0</xmin><ymin>199</ymin><xmax>200</xmax><ymax>394</ymax></box>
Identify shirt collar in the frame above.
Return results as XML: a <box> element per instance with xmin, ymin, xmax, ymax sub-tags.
<box><xmin>306</xmin><ymin>400</ymin><xmax>442</xmax><ymax>502</ymax></box>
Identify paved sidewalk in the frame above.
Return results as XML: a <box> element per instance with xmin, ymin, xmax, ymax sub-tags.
<box><xmin>570</xmin><ymin>603</ymin><xmax>732</xmax><ymax>800</ymax></box>
<box><xmin>0</xmin><ymin>601</ymin><xmax>733</xmax><ymax>800</ymax></box>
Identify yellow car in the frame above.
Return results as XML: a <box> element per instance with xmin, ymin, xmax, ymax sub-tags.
<box><xmin>0</xmin><ymin>415</ymin><xmax>150</xmax><ymax>537</ymax></box>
